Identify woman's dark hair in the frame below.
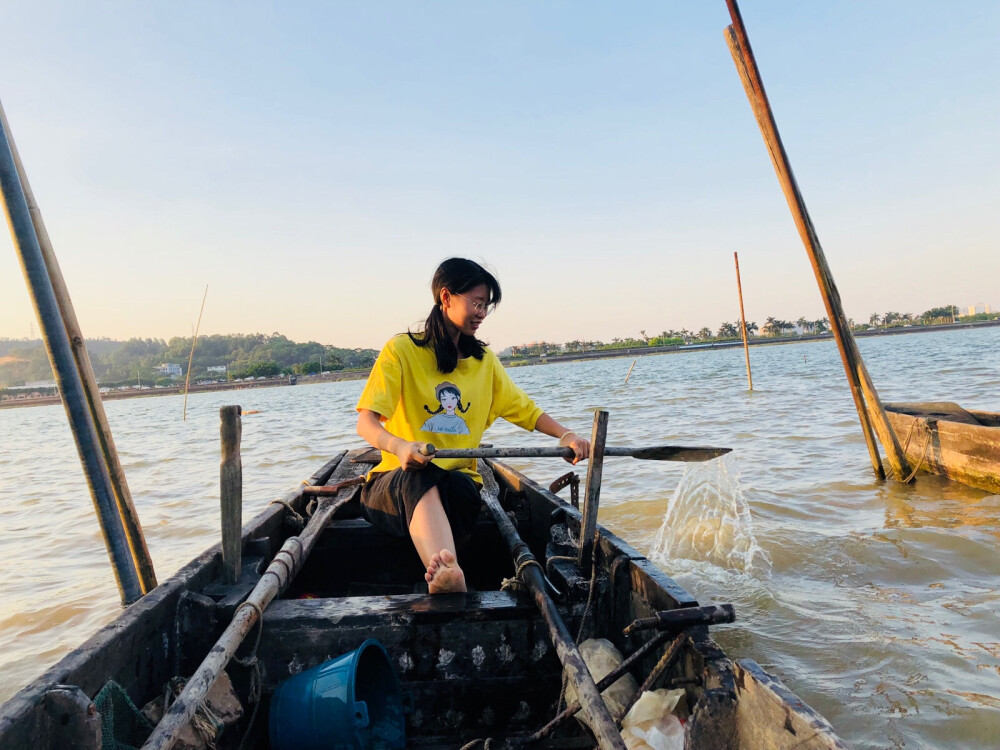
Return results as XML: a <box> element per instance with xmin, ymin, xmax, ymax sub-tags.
<box><xmin>409</xmin><ymin>258</ymin><xmax>501</xmax><ymax>373</ymax></box>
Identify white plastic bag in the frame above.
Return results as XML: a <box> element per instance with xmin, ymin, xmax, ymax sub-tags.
<box><xmin>620</xmin><ymin>688</ymin><xmax>686</xmax><ymax>750</ymax></box>
<box><xmin>564</xmin><ymin>638</ymin><xmax>639</xmax><ymax>719</ymax></box>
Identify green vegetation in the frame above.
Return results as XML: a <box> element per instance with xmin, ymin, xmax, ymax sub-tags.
<box><xmin>503</xmin><ymin>305</ymin><xmax>998</xmax><ymax>360</ymax></box>
<box><xmin>0</xmin><ymin>333</ymin><xmax>378</xmax><ymax>388</ymax></box>
<box><xmin>2</xmin><ymin>303</ymin><xmax>995</xmax><ymax>388</ymax></box>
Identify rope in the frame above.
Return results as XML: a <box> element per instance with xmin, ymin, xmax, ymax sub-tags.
<box><xmin>162</xmin><ymin>676</ymin><xmax>224</xmax><ymax>749</ymax></box>
<box><xmin>269</xmin><ymin>499</ymin><xmax>305</xmax><ymax>530</ymax></box>
<box><xmin>899</xmin><ymin>416</ymin><xmax>932</xmax><ymax>484</ymax></box>
<box><xmin>232</xmin><ymin>601</ymin><xmax>264</xmax><ymax>669</ymax></box>
<box><xmin>575</xmin><ymin>531</ymin><xmax>600</xmax><ymax>645</ymax></box>
<box><xmin>233</xmin><ymin>601</ymin><xmax>265</xmax><ymax>750</ymax></box>
<box><xmin>459</xmin><ymin>739</ymin><xmax>493</xmax><ymax>750</ymax></box>
<box><xmin>500</xmin><ymin>558</ymin><xmax>544</xmax><ymax>592</ymax></box>
<box><xmin>554</xmin><ymin>532</ymin><xmax>601</xmax><ymax>715</ymax></box>
<box><xmin>903</xmin><ymin>431</ymin><xmax>932</xmax><ymax>483</ymax></box>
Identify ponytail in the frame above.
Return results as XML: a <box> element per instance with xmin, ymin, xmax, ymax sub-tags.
<box><xmin>408</xmin><ymin>258</ymin><xmax>501</xmax><ymax>373</ymax></box>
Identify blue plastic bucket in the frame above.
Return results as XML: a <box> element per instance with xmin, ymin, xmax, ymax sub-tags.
<box><xmin>269</xmin><ymin>639</ymin><xmax>407</xmax><ymax>750</ymax></box>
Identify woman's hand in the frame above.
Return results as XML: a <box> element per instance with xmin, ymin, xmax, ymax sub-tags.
<box><xmin>394</xmin><ymin>440</ymin><xmax>432</xmax><ymax>470</ymax></box>
<box><xmin>559</xmin><ymin>432</ymin><xmax>591</xmax><ymax>465</ymax></box>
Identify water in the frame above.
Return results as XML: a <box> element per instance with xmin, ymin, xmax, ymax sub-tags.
<box><xmin>2</xmin><ymin>327</ymin><xmax>999</xmax><ymax>748</ymax></box>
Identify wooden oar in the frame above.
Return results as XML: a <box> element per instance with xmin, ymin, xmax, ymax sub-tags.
<box><xmin>421</xmin><ymin>444</ymin><xmax>731</xmax><ymax>462</ymax></box>
<box><xmin>478</xmin><ymin>464</ymin><xmax>626</xmax><ymax>750</ymax></box>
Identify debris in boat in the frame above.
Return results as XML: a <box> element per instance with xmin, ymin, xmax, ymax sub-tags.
<box><xmin>564</xmin><ymin>638</ymin><xmax>640</xmax><ymax>722</ymax></box>
<box><xmin>620</xmin><ymin>689</ymin><xmax>686</xmax><ymax>750</ymax></box>
<box><xmin>93</xmin><ymin>681</ymin><xmax>152</xmax><ymax>749</ymax></box>
<box><xmin>269</xmin><ymin>639</ymin><xmax>407</xmax><ymax>750</ymax></box>
<box><xmin>140</xmin><ymin>671</ymin><xmax>242</xmax><ymax>750</ymax></box>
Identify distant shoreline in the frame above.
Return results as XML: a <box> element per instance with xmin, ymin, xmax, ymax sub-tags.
<box><xmin>500</xmin><ymin>318</ymin><xmax>1000</xmax><ymax>367</ymax></box>
<box><xmin>3</xmin><ymin>319</ymin><xmax>997</xmax><ymax>410</ymax></box>
<box><xmin>0</xmin><ymin>369</ymin><xmax>370</xmax><ymax>410</ymax></box>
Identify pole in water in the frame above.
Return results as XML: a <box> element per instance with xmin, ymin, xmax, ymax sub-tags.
<box><xmin>624</xmin><ymin>359</ymin><xmax>637</xmax><ymax>384</ymax></box>
<box><xmin>734</xmin><ymin>251</ymin><xmax>753</xmax><ymax>391</ymax></box>
<box><xmin>183</xmin><ymin>284</ymin><xmax>209</xmax><ymax>421</ymax></box>
<box><xmin>724</xmin><ymin>1</ymin><xmax>910</xmax><ymax>480</ymax></box>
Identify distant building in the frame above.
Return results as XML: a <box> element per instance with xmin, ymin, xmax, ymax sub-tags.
<box><xmin>206</xmin><ymin>365</ymin><xmax>227</xmax><ymax>373</ymax></box>
<box><xmin>156</xmin><ymin>363</ymin><xmax>183</xmax><ymax>377</ymax></box>
<box><xmin>967</xmin><ymin>303</ymin><xmax>992</xmax><ymax>315</ymax></box>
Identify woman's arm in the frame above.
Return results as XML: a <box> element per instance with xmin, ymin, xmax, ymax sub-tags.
<box><xmin>534</xmin><ymin>413</ymin><xmax>591</xmax><ymax>465</ymax></box>
<box><xmin>356</xmin><ymin>409</ymin><xmax>431</xmax><ymax>470</ymax></box>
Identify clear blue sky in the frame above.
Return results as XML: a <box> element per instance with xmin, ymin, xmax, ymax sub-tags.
<box><xmin>1</xmin><ymin>2</ymin><xmax>997</xmax><ymax>350</ymax></box>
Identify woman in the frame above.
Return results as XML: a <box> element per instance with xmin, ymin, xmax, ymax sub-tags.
<box><xmin>356</xmin><ymin>258</ymin><xmax>590</xmax><ymax>593</ymax></box>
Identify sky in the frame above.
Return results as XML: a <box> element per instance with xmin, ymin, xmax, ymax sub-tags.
<box><xmin>0</xmin><ymin>1</ymin><xmax>997</xmax><ymax>351</ymax></box>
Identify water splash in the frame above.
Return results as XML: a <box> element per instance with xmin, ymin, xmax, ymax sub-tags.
<box><xmin>651</xmin><ymin>453</ymin><xmax>772</xmax><ymax>577</ymax></box>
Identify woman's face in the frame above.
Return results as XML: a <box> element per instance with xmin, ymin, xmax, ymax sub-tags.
<box><xmin>443</xmin><ymin>283</ymin><xmax>489</xmax><ymax>337</ymax></box>
<box><xmin>439</xmin><ymin>390</ymin><xmax>459</xmax><ymax>414</ymax></box>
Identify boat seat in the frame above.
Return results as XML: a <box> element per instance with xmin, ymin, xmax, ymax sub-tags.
<box><xmin>290</xmin><ymin>516</ymin><xmax>514</xmax><ymax>597</ymax></box>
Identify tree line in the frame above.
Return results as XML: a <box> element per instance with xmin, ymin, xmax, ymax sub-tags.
<box><xmin>0</xmin><ymin>333</ymin><xmax>379</xmax><ymax>388</ymax></box>
<box><xmin>507</xmin><ymin>305</ymin><xmax>996</xmax><ymax>357</ymax></box>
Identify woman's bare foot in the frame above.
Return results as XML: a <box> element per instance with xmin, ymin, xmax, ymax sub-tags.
<box><xmin>424</xmin><ymin>549</ymin><xmax>467</xmax><ymax>594</ymax></box>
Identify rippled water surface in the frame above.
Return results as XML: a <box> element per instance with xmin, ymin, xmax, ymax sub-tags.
<box><xmin>2</xmin><ymin>327</ymin><xmax>999</xmax><ymax>748</ymax></box>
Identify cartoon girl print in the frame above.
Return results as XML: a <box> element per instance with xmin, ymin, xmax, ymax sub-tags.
<box><xmin>420</xmin><ymin>381</ymin><xmax>471</xmax><ymax>435</ymax></box>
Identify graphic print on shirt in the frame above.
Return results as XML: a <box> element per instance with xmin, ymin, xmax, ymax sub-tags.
<box><xmin>420</xmin><ymin>381</ymin><xmax>471</xmax><ymax>435</ymax></box>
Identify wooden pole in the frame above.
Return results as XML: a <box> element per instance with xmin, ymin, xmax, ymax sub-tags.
<box><xmin>0</xmin><ymin>100</ymin><xmax>157</xmax><ymax>593</ymax></box>
<box><xmin>624</xmin><ymin>359</ymin><xmax>637</xmax><ymax>384</ymax></box>
<box><xmin>0</xmin><ymin>101</ymin><xmax>143</xmax><ymax>603</ymax></box>
<box><xmin>723</xmin><ymin>2</ymin><xmax>911</xmax><ymax>480</ymax></box>
<box><xmin>734</xmin><ymin>252</ymin><xmax>753</xmax><ymax>391</ymax></box>
<box><xmin>182</xmin><ymin>285</ymin><xmax>209</xmax><ymax>422</ymax></box>
<box><xmin>219</xmin><ymin>406</ymin><xmax>242</xmax><ymax>585</ymax></box>
<box><xmin>578</xmin><ymin>410</ymin><xmax>609</xmax><ymax>571</ymax></box>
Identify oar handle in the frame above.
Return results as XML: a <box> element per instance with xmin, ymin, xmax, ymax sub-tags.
<box><xmin>420</xmin><ymin>444</ymin><xmax>576</xmax><ymax>459</ymax></box>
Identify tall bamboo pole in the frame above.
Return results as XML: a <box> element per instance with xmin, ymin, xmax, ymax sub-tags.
<box><xmin>0</xmin><ymin>103</ymin><xmax>143</xmax><ymax>603</ymax></box>
<box><xmin>734</xmin><ymin>252</ymin><xmax>753</xmax><ymax>391</ymax></box>
<box><xmin>182</xmin><ymin>285</ymin><xmax>208</xmax><ymax>421</ymax></box>
<box><xmin>0</xmin><ymin>100</ymin><xmax>157</xmax><ymax>592</ymax></box>
<box><xmin>724</xmin><ymin>1</ymin><xmax>911</xmax><ymax>481</ymax></box>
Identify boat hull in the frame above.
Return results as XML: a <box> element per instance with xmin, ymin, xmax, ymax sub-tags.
<box><xmin>886</xmin><ymin>402</ymin><xmax>1000</xmax><ymax>494</ymax></box>
<box><xmin>0</xmin><ymin>449</ymin><xmax>848</xmax><ymax>749</ymax></box>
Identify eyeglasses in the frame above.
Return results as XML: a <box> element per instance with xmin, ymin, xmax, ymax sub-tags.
<box><xmin>455</xmin><ymin>292</ymin><xmax>493</xmax><ymax>316</ymax></box>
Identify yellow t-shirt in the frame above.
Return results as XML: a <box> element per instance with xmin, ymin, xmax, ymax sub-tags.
<box><xmin>356</xmin><ymin>334</ymin><xmax>544</xmax><ymax>483</ymax></box>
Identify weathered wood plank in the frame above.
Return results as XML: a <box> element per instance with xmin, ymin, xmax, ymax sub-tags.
<box><xmin>259</xmin><ymin>592</ymin><xmax>553</xmax><ymax>684</ymax></box>
<box><xmin>219</xmin><ymin>405</ymin><xmax>242</xmax><ymax>585</ymax></box>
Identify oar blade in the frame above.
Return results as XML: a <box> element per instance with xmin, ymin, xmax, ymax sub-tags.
<box><xmin>628</xmin><ymin>446</ymin><xmax>732</xmax><ymax>462</ymax></box>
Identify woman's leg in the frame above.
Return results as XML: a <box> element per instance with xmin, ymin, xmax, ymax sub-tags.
<box><xmin>408</xmin><ymin>484</ymin><xmax>467</xmax><ymax>593</ymax></box>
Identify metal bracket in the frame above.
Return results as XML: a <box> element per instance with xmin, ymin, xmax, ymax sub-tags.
<box><xmin>548</xmin><ymin>471</ymin><xmax>580</xmax><ymax>509</ymax></box>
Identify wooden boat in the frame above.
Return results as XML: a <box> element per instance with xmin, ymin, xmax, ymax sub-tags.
<box><xmin>885</xmin><ymin>402</ymin><xmax>1000</xmax><ymax>494</ymax></box>
<box><xmin>0</xmin><ymin>446</ymin><xmax>847</xmax><ymax>749</ymax></box>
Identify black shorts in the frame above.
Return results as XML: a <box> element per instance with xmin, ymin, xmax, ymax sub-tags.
<box><xmin>360</xmin><ymin>465</ymin><xmax>482</xmax><ymax>541</ymax></box>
